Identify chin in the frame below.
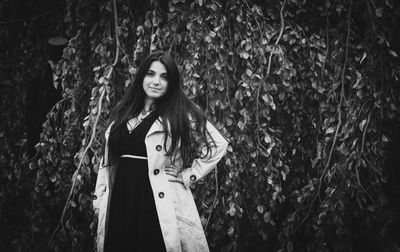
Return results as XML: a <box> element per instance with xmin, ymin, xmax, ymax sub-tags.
<box><xmin>146</xmin><ymin>94</ymin><xmax>162</xmax><ymax>100</ymax></box>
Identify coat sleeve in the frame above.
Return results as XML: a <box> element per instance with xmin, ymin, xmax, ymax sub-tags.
<box><xmin>180</xmin><ymin>121</ymin><xmax>228</xmax><ymax>189</ymax></box>
<box><xmin>93</xmin><ymin>157</ymin><xmax>107</xmax><ymax>212</ymax></box>
<box><xmin>93</xmin><ymin>123</ymin><xmax>113</xmax><ymax>212</ymax></box>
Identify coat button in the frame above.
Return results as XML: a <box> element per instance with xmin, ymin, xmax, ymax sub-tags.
<box><xmin>154</xmin><ymin>169</ymin><xmax>160</xmax><ymax>175</ymax></box>
<box><xmin>156</xmin><ymin>145</ymin><xmax>162</xmax><ymax>151</ymax></box>
<box><xmin>190</xmin><ymin>175</ymin><xmax>197</xmax><ymax>182</ymax></box>
<box><xmin>158</xmin><ymin>192</ymin><xmax>164</xmax><ymax>198</ymax></box>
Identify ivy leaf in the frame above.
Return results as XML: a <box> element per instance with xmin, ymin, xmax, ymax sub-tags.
<box><xmin>281</xmin><ymin>170</ymin><xmax>287</xmax><ymax>181</ymax></box>
<box><xmin>238</xmin><ymin>121</ymin><xmax>245</xmax><ymax>131</ymax></box>
<box><xmin>228</xmin><ymin>204</ymin><xmax>236</xmax><ymax>216</ymax></box>
<box><xmin>83</xmin><ymin>154</ymin><xmax>89</xmax><ymax>165</ymax></box>
<box><xmin>311</xmin><ymin>157</ymin><xmax>319</xmax><ymax>168</ymax></box>
<box><xmin>144</xmin><ymin>18</ymin><xmax>151</xmax><ymax>28</ymax></box>
<box><xmin>359</xmin><ymin>119</ymin><xmax>367</xmax><ymax>132</ymax></box>
<box><xmin>262</xmin><ymin>93</ymin><xmax>271</xmax><ymax>103</ymax></box>
<box><xmin>385</xmin><ymin>0</ymin><xmax>394</xmax><ymax>8</ymax></box>
<box><xmin>227</xmin><ymin>226</ymin><xmax>234</xmax><ymax>236</ymax></box>
<box><xmin>375</xmin><ymin>8</ymin><xmax>383</xmax><ymax>17</ymax></box>
<box><xmin>326</xmin><ymin>127</ymin><xmax>335</xmax><ymax>134</ymax></box>
<box><xmin>389</xmin><ymin>50</ymin><xmax>398</xmax><ymax>57</ymax></box>
<box><xmin>246</xmin><ymin>69</ymin><xmax>252</xmax><ymax>77</ymax></box>
<box><xmin>270</xmin><ymin>100</ymin><xmax>276</xmax><ymax>110</ymax></box>
<box><xmin>215</xmin><ymin>61</ymin><xmax>222</xmax><ymax>70</ymax></box>
<box><xmin>263</xmin><ymin>211</ymin><xmax>271</xmax><ymax>223</ymax></box>
<box><xmin>83</xmin><ymin>118</ymin><xmax>89</xmax><ymax>128</ymax></box>
<box><xmin>264</xmin><ymin>134</ymin><xmax>272</xmax><ymax>143</ymax></box>
<box><xmin>257</xmin><ymin>205</ymin><xmax>264</xmax><ymax>214</ymax></box>
<box><xmin>50</xmin><ymin>174</ymin><xmax>57</xmax><ymax>183</ymax></box>
<box><xmin>287</xmin><ymin>241</ymin><xmax>294</xmax><ymax>252</ymax></box>
<box><xmin>245</xmin><ymin>42</ymin><xmax>252</xmax><ymax>51</ymax></box>
<box><xmin>360</xmin><ymin>52</ymin><xmax>367</xmax><ymax>63</ymax></box>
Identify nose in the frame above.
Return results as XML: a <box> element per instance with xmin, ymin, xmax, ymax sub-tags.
<box><xmin>152</xmin><ymin>75</ymin><xmax>161</xmax><ymax>85</ymax></box>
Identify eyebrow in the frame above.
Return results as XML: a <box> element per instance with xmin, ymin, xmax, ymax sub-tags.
<box><xmin>147</xmin><ymin>69</ymin><xmax>168</xmax><ymax>75</ymax></box>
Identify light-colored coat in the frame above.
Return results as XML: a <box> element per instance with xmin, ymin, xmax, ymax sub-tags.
<box><xmin>93</xmin><ymin>117</ymin><xmax>228</xmax><ymax>252</ymax></box>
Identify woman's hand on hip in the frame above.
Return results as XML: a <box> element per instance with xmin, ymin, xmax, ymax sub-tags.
<box><xmin>164</xmin><ymin>165</ymin><xmax>183</xmax><ymax>185</ymax></box>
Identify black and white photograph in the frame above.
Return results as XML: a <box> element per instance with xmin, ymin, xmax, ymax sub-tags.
<box><xmin>1</xmin><ymin>0</ymin><xmax>400</xmax><ymax>251</ymax></box>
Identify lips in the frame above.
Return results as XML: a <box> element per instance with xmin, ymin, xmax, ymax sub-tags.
<box><xmin>149</xmin><ymin>87</ymin><xmax>162</xmax><ymax>91</ymax></box>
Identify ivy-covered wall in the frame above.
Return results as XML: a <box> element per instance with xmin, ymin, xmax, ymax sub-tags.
<box><xmin>1</xmin><ymin>0</ymin><xmax>400</xmax><ymax>251</ymax></box>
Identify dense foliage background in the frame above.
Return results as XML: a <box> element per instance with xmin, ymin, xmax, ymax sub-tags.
<box><xmin>1</xmin><ymin>0</ymin><xmax>400</xmax><ymax>251</ymax></box>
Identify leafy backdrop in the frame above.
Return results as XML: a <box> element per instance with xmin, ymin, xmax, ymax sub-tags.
<box><xmin>1</xmin><ymin>0</ymin><xmax>400</xmax><ymax>251</ymax></box>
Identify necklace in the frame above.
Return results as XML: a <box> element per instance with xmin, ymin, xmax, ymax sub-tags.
<box><xmin>139</xmin><ymin>107</ymin><xmax>154</xmax><ymax>118</ymax></box>
<box><xmin>126</xmin><ymin>107</ymin><xmax>155</xmax><ymax>133</ymax></box>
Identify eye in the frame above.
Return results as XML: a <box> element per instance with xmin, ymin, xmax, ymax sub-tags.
<box><xmin>146</xmin><ymin>70</ymin><xmax>154</xmax><ymax>76</ymax></box>
<box><xmin>161</xmin><ymin>73</ymin><xmax>169</xmax><ymax>80</ymax></box>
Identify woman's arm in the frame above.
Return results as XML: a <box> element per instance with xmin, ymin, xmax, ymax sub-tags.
<box><xmin>180</xmin><ymin>121</ymin><xmax>228</xmax><ymax>189</ymax></box>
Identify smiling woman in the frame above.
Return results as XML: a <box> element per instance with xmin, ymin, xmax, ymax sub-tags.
<box><xmin>142</xmin><ymin>61</ymin><xmax>169</xmax><ymax>101</ymax></box>
<box><xmin>93</xmin><ymin>51</ymin><xmax>228</xmax><ymax>252</ymax></box>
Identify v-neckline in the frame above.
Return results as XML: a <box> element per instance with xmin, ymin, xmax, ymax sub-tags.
<box><xmin>126</xmin><ymin>118</ymin><xmax>142</xmax><ymax>135</ymax></box>
<box><xmin>126</xmin><ymin>110</ymin><xmax>157</xmax><ymax>134</ymax></box>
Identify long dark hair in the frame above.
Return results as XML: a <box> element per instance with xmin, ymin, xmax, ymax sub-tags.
<box><xmin>108</xmin><ymin>51</ymin><xmax>215</xmax><ymax>168</ymax></box>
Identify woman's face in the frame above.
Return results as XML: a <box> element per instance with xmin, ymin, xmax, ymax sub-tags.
<box><xmin>142</xmin><ymin>61</ymin><xmax>168</xmax><ymax>101</ymax></box>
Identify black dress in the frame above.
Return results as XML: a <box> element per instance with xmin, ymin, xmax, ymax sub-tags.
<box><xmin>104</xmin><ymin>111</ymin><xmax>166</xmax><ymax>252</ymax></box>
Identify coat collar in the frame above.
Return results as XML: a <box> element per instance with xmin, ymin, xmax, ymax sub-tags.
<box><xmin>146</xmin><ymin>116</ymin><xmax>171</xmax><ymax>137</ymax></box>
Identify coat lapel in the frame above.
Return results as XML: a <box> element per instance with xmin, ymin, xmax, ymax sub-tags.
<box><xmin>146</xmin><ymin>117</ymin><xmax>172</xmax><ymax>138</ymax></box>
<box><xmin>146</xmin><ymin>117</ymin><xmax>164</xmax><ymax>137</ymax></box>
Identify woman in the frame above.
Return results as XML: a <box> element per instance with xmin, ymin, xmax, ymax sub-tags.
<box><xmin>93</xmin><ymin>51</ymin><xmax>228</xmax><ymax>252</ymax></box>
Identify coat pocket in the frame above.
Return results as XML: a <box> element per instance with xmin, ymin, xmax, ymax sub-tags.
<box><xmin>176</xmin><ymin>215</ymin><xmax>200</xmax><ymax>229</ymax></box>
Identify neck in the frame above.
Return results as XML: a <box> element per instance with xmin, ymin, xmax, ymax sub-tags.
<box><xmin>143</xmin><ymin>98</ymin><xmax>155</xmax><ymax>112</ymax></box>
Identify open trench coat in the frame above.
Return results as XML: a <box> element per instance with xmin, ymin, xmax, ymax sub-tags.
<box><xmin>93</xmin><ymin>117</ymin><xmax>228</xmax><ymax>252</ymax></box>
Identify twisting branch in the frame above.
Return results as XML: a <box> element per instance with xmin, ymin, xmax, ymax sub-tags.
<box><xmin>205</xmin><ymin>168</ymin><xmax>219</xmax><ymax>232</ymax></box>
<box><xmin>49</xmin><ymin>0</ymin><xmax>120</xmax><ymax>244</ymax></box>
<box><xmin>294</xmin><ymin>0</ymin><xmax>352</xmax><ymax>233</ymax></box>
<box><xmin>355</xmin><ymin>112</ymin><xmax>371</xmax><ymax>190</ymax></box>
<box><xmin>275</xmin><ymin>0</ymin><xmax>287</xmax><ymax>46</ymax></box>
<box><xmin>256</xmin><ymin>0</ymin><xmax>286</xmax><ymax>151</ymax></box>
<box><xmin>50</xmin><ymin>87</ymin><xmax>106</xmax><ymax>243</ymax></box>
<box><xmin>361</xmin><ymin>112</ymin><xmax>371</xmax><ymax>154</ymax></box>
<box><xmin>111</xmin><ymin>0</ymin><xmax>120</xmax><ymax>67</ymax></box>
<box><xmin>340</xmin><ymin>0</ymin><xmax>351</xmax><ymax>101</ymax></box>
<box><xmin>265</xmin><ymin>0</ymin><xmax>286</xmax><ymax>88</ymax></box>
<box><xmin>355</xmin><ymin>112</ymin><xmax>385</xmax><ymax>224</ymax></box>
<box><xmin>243</xmin><ymin>0</ymin><xmax>263</xmax><ymax>39</ymax></box>
<box><xmin>322</xmin><ymin>0</ymin><xmax>330</xmax><ymax>75</ymax></box>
